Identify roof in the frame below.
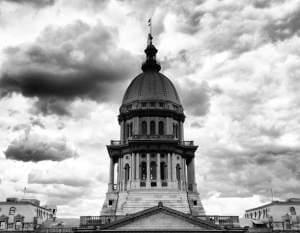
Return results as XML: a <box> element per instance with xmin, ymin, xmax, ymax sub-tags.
<box><xmin>122</xmin><ymin>71</ymin><xmax>181</xmax><ymax>106</ymax></box>
<box><xmin>245</xmin><ymin>198</ymin><xmax>300</xmax><ymax>212</ymax></box>
<box><xmin>100</xmin><ymin>202</ymin><xmax>222</xmax><ymax>230</ymax></box>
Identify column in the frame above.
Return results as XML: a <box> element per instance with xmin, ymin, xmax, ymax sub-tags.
<box><xmin>117</xmin><ymin>158</ymin><xmax>120</xmax><ymax>191</ymax></box>
<box><xmin>182</xmin><ymin>158</ymin><xmax>186</xmax><ymax>191</ymax></box>
<box><xmin>108</xmin><ymin>158</ymin><xmax>114</xmax><ymax>191</ymax></box>
<box><xmin>146</xmin><ymin>153</ymin><xmax>150</xmax><ymax>187</ymax></box>
<box><xmin>191</xmin><ymin>157</ymin><xmax>197</xmax><ymax>191</ymax></box>
<box><xmin>167</xmin><ymin>153</ymin><xmax>171</xmax><ymax>185</ymax></box>
<box><xmin>172</xmin><ymin>153</ymin><xmax>176</xmax><ymax>182</ymax></box>
<box><xmin>119</xmin><ymin>158</ymin><xmax>123</xmax><ymax>191</ymax></box>
<box><xmin>179</xmin><ymin>121</ymin><xmax>184</xmax><ymax>141</ymax></box>
<box><xmin>136</xmin><ymin>153</ymin><xmax>140</xmax><ymax>188</ymax></box>
<box><xmin>180</xmin><ymin>157</ymin><xmax>185</xmax><ymax>191</ymax></box>
<box><xmin>157</xmin><ymin>153</ymin><xmax>161</xmax><ymax>187</ymax></box>
<box><xmin>131</xmin><ymin>153</ymin><xmax>135</xmax><ymax>188</ymax></box>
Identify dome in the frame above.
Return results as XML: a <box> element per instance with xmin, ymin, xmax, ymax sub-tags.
<box><xmin>122</xmin><ymin>71</ymin><xmax>181</xmax><ymax>106</ymax></box>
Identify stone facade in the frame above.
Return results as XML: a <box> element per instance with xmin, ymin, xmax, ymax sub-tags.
<box><xmin>0</xmin><ymin>198</ymin><xmax>56</xmax><ymax>231</ymax></box>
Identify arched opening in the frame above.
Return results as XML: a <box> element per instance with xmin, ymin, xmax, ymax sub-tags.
<box><xmin>9</xmin><ymin>207</ymin><xmax>16</xmax><ymax>215</ymax></box>
<box><xmin>173</xmin><ymin>123</ymin><xmax>178</xmax><ymax>138</ymax></box>
<box><xmin>159</xmin><ymin>121</ymin><xmax>164</xmax><ymax>135</ymax></box>
<box><xmin>129</xmin><ymin>123</ymin><xmax>133</xmax><ymax>137</ymax></box>
<box><xmin>290</xmin><ymin>207</ymin><xmax>296</xmax><ymax>215</ymax></box>
<box><xmin>124</xmin><ymin>164</ymin><xmax>130</xmax><ymax>184</ymax></box>
<box><xmin>140</xmin><ymin>162</ymin><xmax>147</xmax><ymax>180</ymax></box>
<box><xmin>150</xmin><ymin>121</ymin><xmax>155</xmax><ymax>135</ymax></box>
<box><xmin>141</xmin><ymin>121</ymin><xmax>147</xmax><ymax>135</ymax></box>
<box><xmin>160</xmin><ymin>162</ymin><xmax>167</xmax><ymax>180</ymax></box>
<box><xmin>150</xmin><ymin>161</ymin><xmax>157</xmax><ymax>180</ymax></box>
<box><xmin>176</xmin><ymin>164</ymin><xmax>181</xmax><ymax>181</ymax></box>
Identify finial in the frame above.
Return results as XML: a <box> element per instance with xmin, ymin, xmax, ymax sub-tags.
<box><xmin>141</xmin><ymin>18</ymin><xmax>161</xmax><ymax>72</ymax></box>
<box><xmin>158</xmin><ymin>201</ymin><xmax>163</xmax><ymax>208</ymax></box>
<box><xmin>147</xmin><ymin>18</ymin><xmax>153</xmax><ymax>45</ymax></box>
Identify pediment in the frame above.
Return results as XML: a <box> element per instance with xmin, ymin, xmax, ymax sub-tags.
<box><xmin>102</xmin><ymin>205</ymin><xmax>221</xmax><ymax>230</ymax></box>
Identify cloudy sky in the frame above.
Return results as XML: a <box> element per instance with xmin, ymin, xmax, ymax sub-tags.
<box><xmin>1</xmin><ymin>0</ymin><xmax>300</xmax><ymax>218</ymax></box>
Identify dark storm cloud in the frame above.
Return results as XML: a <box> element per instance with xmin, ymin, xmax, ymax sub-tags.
<box><xmin>1</xmin><ymin>0</ymin><xmax>55</xmax><ymax>8</ymax></box>
<box><xmin>180</xmin><ymin>81</ymin><xmax>210</xmax><ymax>116</ymax></box>
<box><xmin>0</xmin><ymin>20</ymin><xmax>138</xmax><ymax>115</ymax></box>
<box><xmin>4</xmin><ymin>130</ymin><xmax>78</xmax><ymax>162</ymax></box>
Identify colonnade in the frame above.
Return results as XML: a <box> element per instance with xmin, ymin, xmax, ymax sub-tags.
<box><xmin>108</xmin><ymin>153</ymin><xmax>196</xmax><ymax>192</ymax></box>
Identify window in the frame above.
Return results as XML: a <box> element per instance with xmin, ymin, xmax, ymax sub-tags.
<box><xmin>173</xmin><ymin>123</ymin><xmax>178</xmax><ymax>138</ymax></box>
<box><xmin>130</xmin><ymin>123</ymin><xmax>133</xmax><ymax>137</ymax></box>
<box><xmin>290</xmin><ymin>206</ymin><xmax>296</xmax><ymax>215</ymax></box>
<box><xmin>126</xmin><ymin>105</ymin><xmax>132</xmax><ymax>110</ymax></box>
<box><xmin>108</xmin><ymin>200</ymin><xmax>113</xmax><ymax>206</ymax></box>
<box><xmin>176</xmin><ymin>164</ymin><xmax>181</xmax><ymax>181</ymax></box>
<box><xmin>150</xmin><ymin>102</ymin><xmax>155</xmax><ymax>107</ymax></box>
<box><xmin>142</xmin><ymin>102</ymin><xmax>147</xmax><ymax>107</ymax></box>
<box><xmin>140</xmin><ymin>162</ymin><xmax>147</xmax><ymax>180</ymax></box>
<box><xmin>9</xmin><ymin>207</ymin><xmax>16</xmax><ymax>215</ymax></box>
<box><xmin>124</xmin><ymin>164</ymin><xmax>130</xmax><ymax>184</ymax></box>
<box><xmin>158</xmin><ymin>121</ymin><xmax>164</xmax><ymax>135</ymax></box>
<box><xmin>193</xmin><ymin>200</ymin><xmax>197</xmax><ymax>206</ymax></box>
<box><xmin>150</xmin><ymin>161</ymin><xmax>157</xmax><ymax>180</ymax></box>
<box><xmin>141</xmin><ymin>121</ymin><xmax>147</xmax><ymax>135</ymax></box>
<box><xmin>159</xmin><ymin>102</ymin><xmax>164</xmax><ymax>107</ymax></box>
<box><xmin>126</xmin><ymin>123</ymin><xmax>130</xmax><ymax>138</ymax></box>
<box><xmin>150</xmin><ymin>121</ymin><xmax>155</xmax><ymax>135</ymax></box>
<box><xmin>160</xmin><ymin>162</ymin><xmax>167</xmax><ymax>180</ymax></box>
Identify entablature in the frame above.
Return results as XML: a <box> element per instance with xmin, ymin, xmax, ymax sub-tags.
<box><xmin>107</xmin><ymin>140</ymin><xmax>197</xmax><ymax>161</ymax></box>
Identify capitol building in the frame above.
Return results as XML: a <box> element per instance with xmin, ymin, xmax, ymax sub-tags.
<box><xmin>77</xmin><ymin>33</ymin><xmax>244</xmax><ymax>232</ymax></box>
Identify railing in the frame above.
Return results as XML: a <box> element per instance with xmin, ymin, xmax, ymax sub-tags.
<box><xmin>181</xmin><ymin>141</ymin><xmax>194</xmax><ymax>146</ymax></box>
<box><xmin>37</xmin><ymin>228</ymin><xmax>73</xmax><ymax>233</ymax></box>
<box><xmin>80</xmin><ymin>216</ymin><xmax>120</xmax><ymax>226</ymax></box>
<box><xmin>196</xmin><ymin>215</ymin><xmax>239</xmax><ymax>227</ymax></box>
<box><xmin>110</xmin><ymin>140</ymin><xmax>122</xmax><ymax>145</ymax></box>
<box><xmin>110</xmin><ymin>138</ymin><xmax>195</xmax><ymax>146</ymax></box>
<box><xmin>130</xmin><ymin>134</ymin><xmax>175</xmax><ymax>140</ymax></box>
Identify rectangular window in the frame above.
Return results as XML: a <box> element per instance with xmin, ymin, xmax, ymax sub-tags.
<box><xmin>142</xmin><ymin>102</ymin><xmax>147</xmax><ymax>107</ymax></box>
<box><xmin>150</xmin><ymin>102</ymin><xmax>155</xmax><ymax>107</ymax></box>
<box><xmin>108</xmin><ymin>200</ymin><xmax>113</xmax><ymax>206</ymax></box>
<box><xmin>193</xmin><ymin>200</ymin><xmax>197</xmax><ymax>206</ymax></box>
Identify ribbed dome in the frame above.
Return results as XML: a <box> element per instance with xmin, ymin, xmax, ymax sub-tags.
<box><xmin>122</xmin><ymin>71</ymin><xmax>181</xmax><ymax>105</ymax></box>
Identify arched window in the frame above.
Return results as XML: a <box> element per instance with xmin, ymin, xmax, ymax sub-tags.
<box><xmin>160</xmin><ymin>162</ymin><xmax>167</xmax><ymax>180</ymax></box>
<box><xmin>124</xmin><ymin>164</ymin><xmax>130</xmax><ymax>184</ymax></box>
<box><xmin>150</xmin><ymin>121</ymin><xmax>155</xmax><ymax>135</ymax></box>
<box><xmin>140</xmin><ymin>162</ymin><xmax>147</xmax><ymax>180</ymax></box>
<box><xmin>130</xmin><ymin>123</ymin><xmax>133</xmax><ymax>136</ymax></box>
<box><xmin>126</xmin><ymin>123</ymin><xmax>130</xmax><ymax>138</ymax></box>
<box><xmin>159</xmin><ymin>121</ymin><xmax>164</xmax><ymax>135</ymax></box>
<box><xmin>9</xmin><ymin>207</ymin><xmax>16</xmax><ymax>215</ymax></box>
<box><xmin>150</xmin><ymin>161</ymin><xmax>157</xmax><ymax>180</ymax></box>
<box><xmin>141</xmin><ymin>121</ymin><xmax>147</xmax><ymax>135</ymax></box>
<box><xmin>290</xmin><ymin>207</ymin><xmax>296</xmax><ymax>215</ymax></box>
<box><xmin>176</xmin><ymin>164</ymin><xmax>181</xmax><ymax>181</ymax></box>
<box><xmin>173</xmin><ymin>123</ymin><xmax>178</xmax><ymax>138</ymax></box>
